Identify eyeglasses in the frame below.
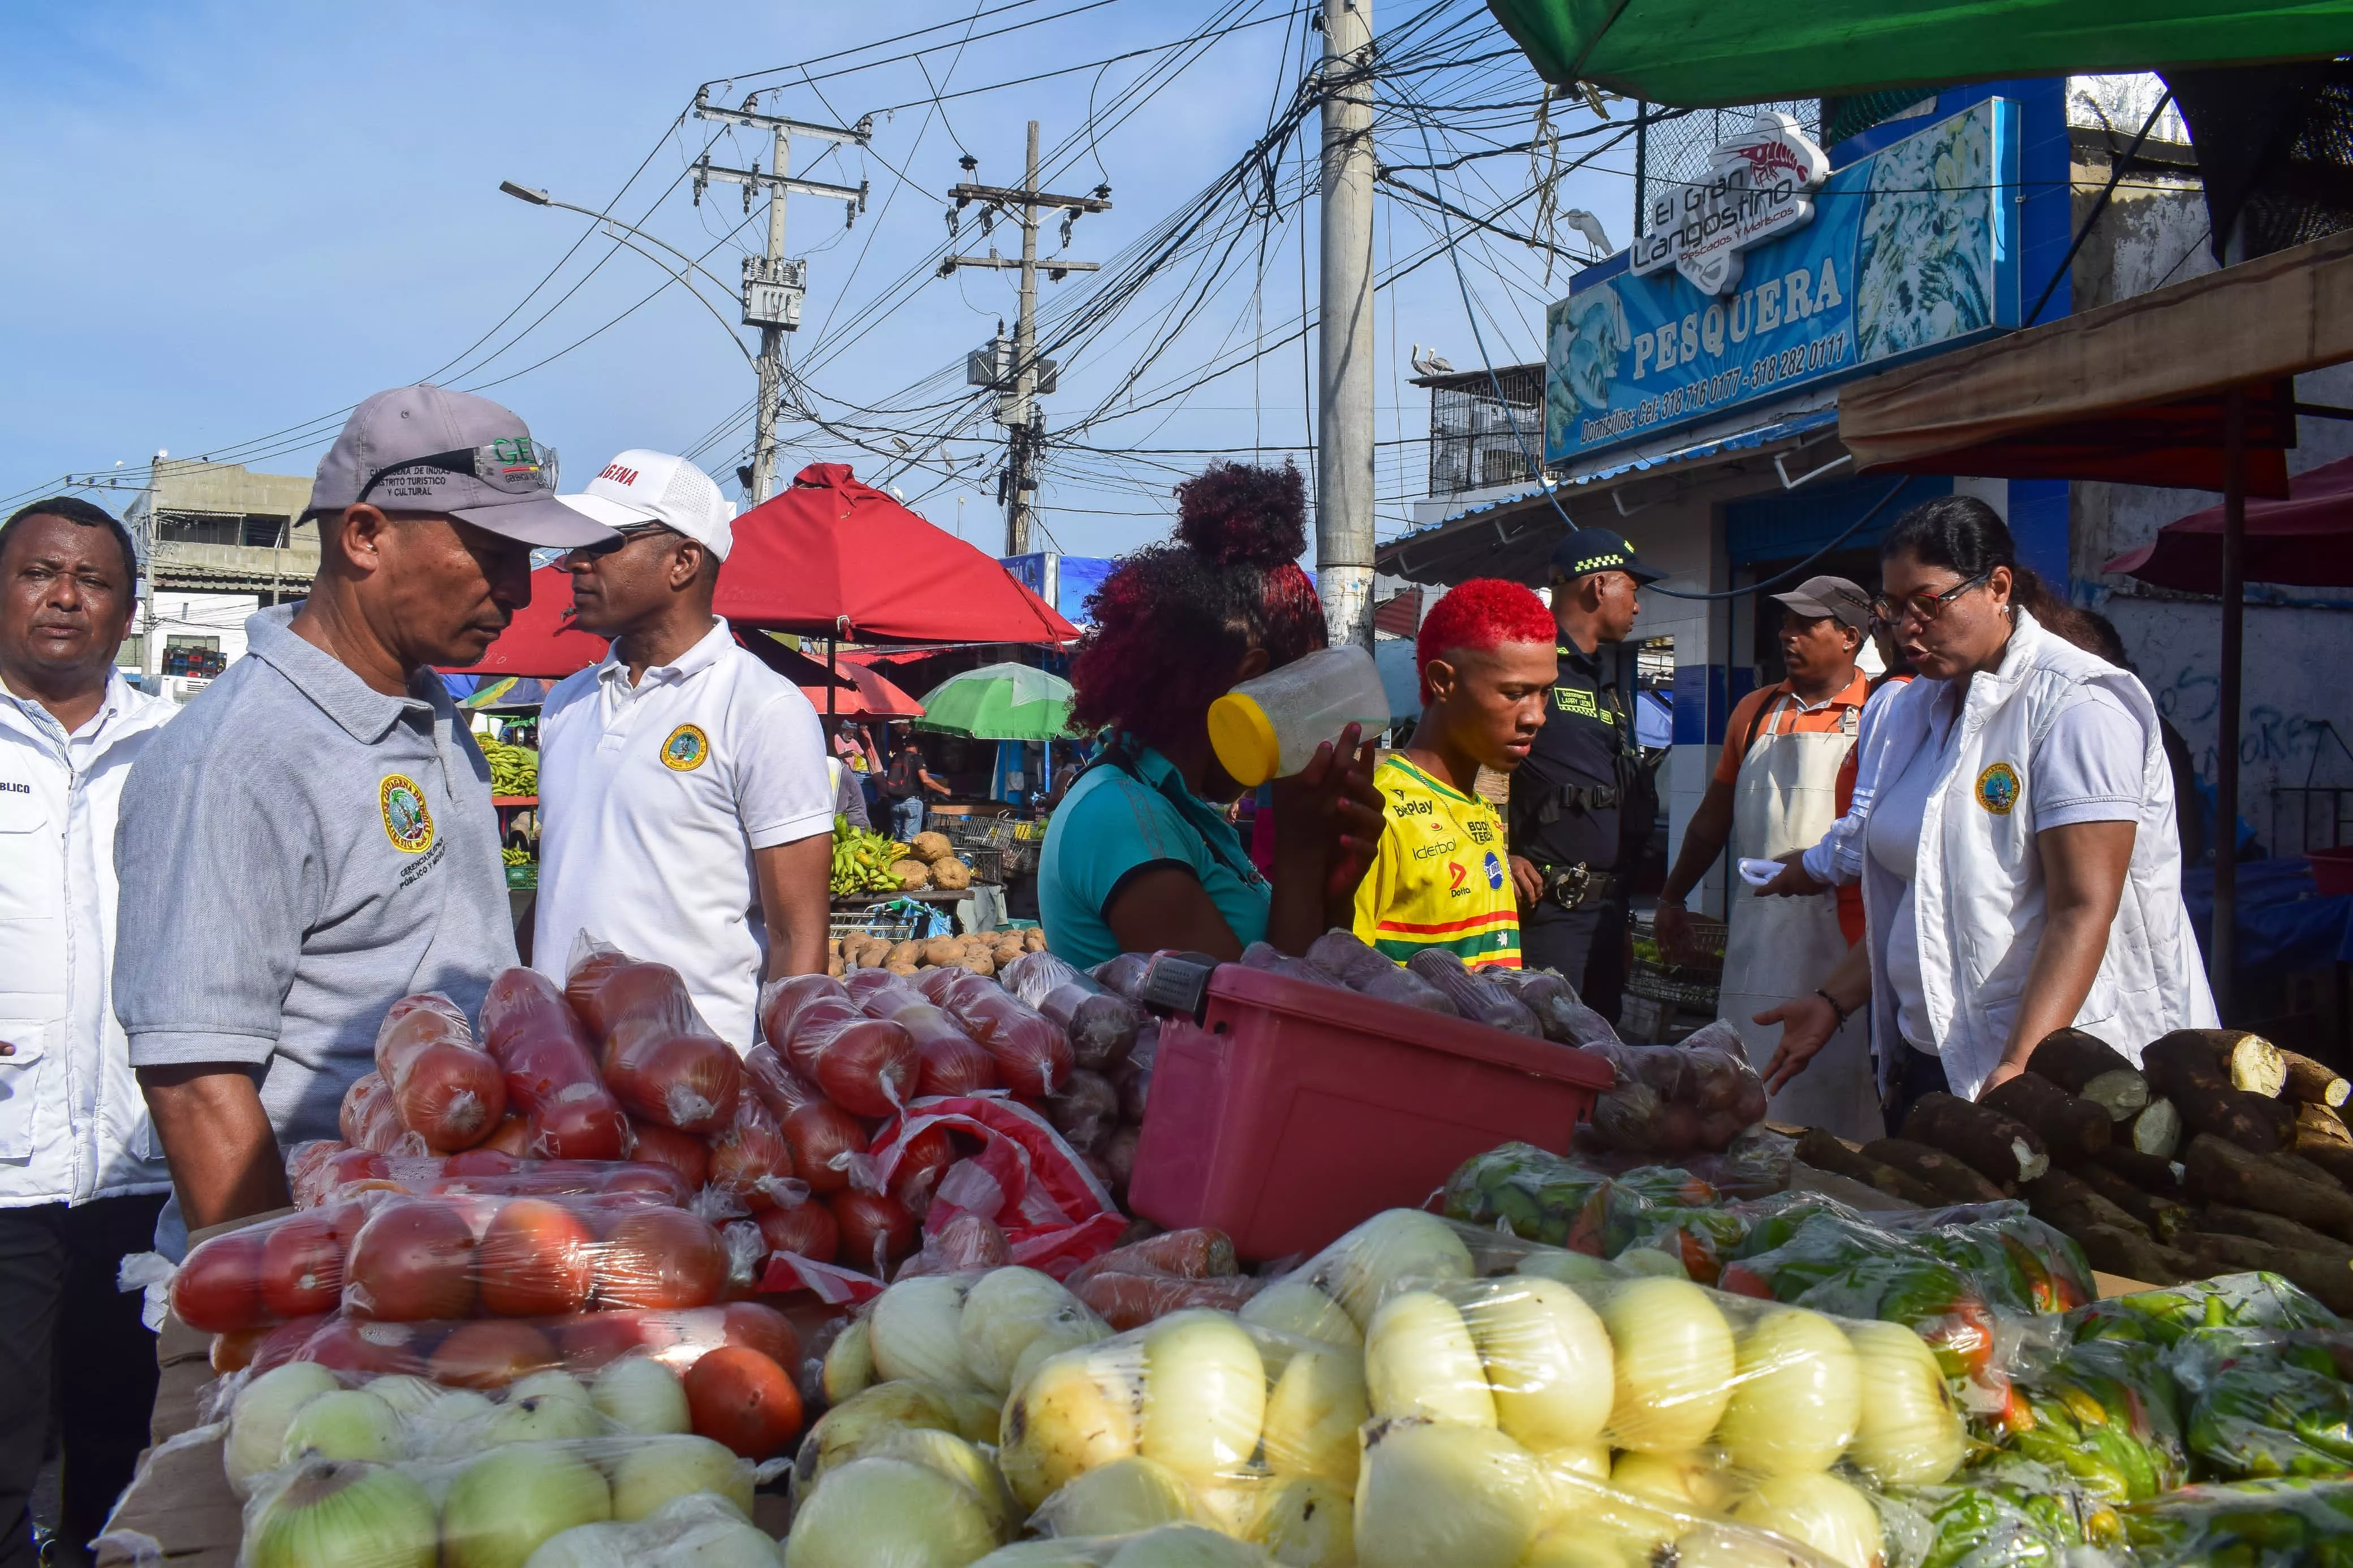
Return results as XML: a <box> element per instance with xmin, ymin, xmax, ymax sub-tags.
<box><xmin>570</xmin><ymin>521</ymin><xmax>679</xmax><ymax>558</ymax></box>
<box><xmin>356</xmin><ymin>439</ymin><xmax>558</xmax><ymax>506</ymax></box>
<box><xmin>1871</xmin><ymin>572</ymin><xmax>1989</xmax><ymax>627</ymax></box>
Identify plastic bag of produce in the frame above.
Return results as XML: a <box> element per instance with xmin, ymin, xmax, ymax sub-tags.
<box><xmin>1477</xmin><ymin>963</ymin><xmax>1618</xmax><ymax>1047</ymax></box>
<box><xmin>479</xmin><ymin>969</ymin><xmax>632</xmax><ymax>1161</ymax></box>
<box><xmin>564</xmin><ymin>940</ymin><xmax>744</xmax><ymax>1133</ymax></box>
<box><xmin>2170</xmin><ymin>1325</ymin><xmax>2353</xmax><ymax>1479</ymax></box>
<box><xmin>172</xmin><ymin>1200</ymin><xmax>376</xmax><ymax>1335</ymax></box>
<box><xmin>1403</xmin><ymin>949</ymin><xmax>1542</xmax><ymax>1035</ymax></box>
<box><xmin>2066</xmin><ymin>1269</ymin><xmax>2346</xmax><ymax>1349</ymax></box>
<box><xmin>1064</xmin><ymin>1230</ymin><xmax>1260</xmax><ymax>1331</ymax></box>
<box><xmin>236</xmin><ymin>1428</ymin><xmax>774</xmax><ymax>1568</ymax></box>
<box><xmin>754</xmin><ymin>973</ymin><xmax>920</xmax><ymax>1117</ymax></box>
<box><xmin>1235</xmin><ymin>941</ymin><xmax>1348</xmax><ymax>991</ymax></box>
<box><xmin>2122</xmin><ymin>1475</ymin><xmax>2353</xmax><ymax>1565</ymax></box>
<box><xmin>340</xmin><ymin>1070</ymin><xmax>426</xmax><ymax>1157</ymax></box>
<box><xmin>848</xmin><ymin>970</ymin><xmax>1003</xmax><ymax>1097</ymax></box>
<box><xmin>702</xmin><ymin>1092</ymin><xmax>801</xmax><ymax>1212</ymax></box>
<box><xmin>375</xmin><ymin>994</ymin><xmax>510</xmax><ymax>1153</ymax></box>
<box><xmin>1996</xmin><ymin>1333</ymin><xmax>2187</xmax><ymax>1501</ymax></box>
<box><xmin>1302</xmin><ymin>928</ymin><xmax>1459</xmax><ymax>1016</ymax></box>
<box><xmin>290</xmin><ymin>1146</ymin><xmax>696</xmax><ymax>1210</ymax></box>
<box><xmin>740</xmin><ymin>1045</ymin><xmax>873</xmax><ymax>1196</ymax></box>
<box><xmin>921</xmin><ymin>967</ymin><xmax>1076</xmax><ymax>1099</ymax></box>
<box><xmin>867</xmin><ymin>1096</ymin><xmax>1123</xmax><ymax>1276</ymax></box>
<box><xmin>1876</xmin><ymin>1453</ymin><xmax>2122</xmax><ymax>1567</ymax></box>
<box><xmin>1002</xmin><ymin>951</ymin><xmax>1145</xmax><ymax>1073</ymax></box>
<box><xmin>510</xmin><ymin>1492</ymin><xmax>780</xmax><ymax>1568</ymax></box>
<box><xmin>230</xmin><ymin>1300</ymin><xmax>800</xmax><ymax>1405</ymax></box>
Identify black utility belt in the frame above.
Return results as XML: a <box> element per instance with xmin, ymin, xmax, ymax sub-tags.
<box><xmin>1535</xmin><ymin>862</ymin><xmax>1622</xmax><ymax>912</ymax></box>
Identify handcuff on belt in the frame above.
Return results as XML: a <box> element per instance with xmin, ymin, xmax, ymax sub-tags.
<box><xmin>1539</xmin><ymin>863</ymin><xmax>1622</xmax><ymax>912</ymax></box>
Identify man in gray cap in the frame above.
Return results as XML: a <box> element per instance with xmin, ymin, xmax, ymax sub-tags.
<box><xmin>1654</xmin><ymin>573</ymin><xmax>1878</xmax><ymax>1137</ymax></box>
<box><xmin>114</xmin><ymin>386</ymin><xmax>615</xmax><ymax>1249</ymax></box>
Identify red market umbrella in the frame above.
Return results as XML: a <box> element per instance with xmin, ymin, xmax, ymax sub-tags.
<box><xmin>715</xmin><ymin>463</ymin><xmax>1081</xmax><ymax>645</ymax></box>
<box><xmin>800</xmin><ymin>661</ymin><xmax>925</xmax><ymax>720</ymax></box>
<box><xmin>451</xmin><ymin>565</ymin><xmax>608</xmax><ymax>679</ymax></box>
<box><xmin>2105</xmin><ymin>452</ymin><xmax>2353</xmax><ymax>591</ymax></box>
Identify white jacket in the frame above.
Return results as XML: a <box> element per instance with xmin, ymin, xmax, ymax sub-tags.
<box><xmin>0</xmin><ymin>673</ymin><xmax>178</xmax><ymax>1206</ymax></box>
<box><xmin>1843</xmin><ymin>610</ymin><xmax>2216</xmax><ymax>1099</ymax></box>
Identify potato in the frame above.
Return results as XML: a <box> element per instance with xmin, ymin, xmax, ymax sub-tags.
<box><xmin>959</xmin><ymin>953</ymin><xmax>996</xmax><ymax>977</ymax></box>
<box><xmin>828</xmin><ymin>956</ymin><xmax>846</xmax><ymax>977</ymax></box>
<box><xmin>886</xmin><ymin>961</ymin><xmax>920</xmax><ymax>977</ymax></box>
<box><xmin>827</xmin><ymin>937</ymin><xmax>843</xmax><ymax>958</ymax></box>
<box><xmin>1023</xmin><ymin>928</ymin><xmax>1048</xmax><ymax>952</ymax></box>
<box><xmin>887</xmin><ymin>941</ymin><xmax>922</xmax><ymax>968</ymax></box>
<box><xmin>921</xmin><ymin>937</ymin><xmax>964</xmax><ymax>967</ymax></box>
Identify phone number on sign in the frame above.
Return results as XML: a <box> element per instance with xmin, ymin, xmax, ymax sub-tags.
<box><xmin>1746</xmin><ymin>327</ymin><xmax>1851</xmax><ymax>391</ymax></box>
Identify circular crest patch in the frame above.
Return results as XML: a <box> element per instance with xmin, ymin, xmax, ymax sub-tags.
<box><xmin>1975</xmin><ymin>761</ymin><xmax>2021</xmax><ymax>815</ymax></box>
<box><xmin>379</xmin><ymin>774</ymin><xmax>436</xmax><ymax>853</ymax></box>
<box><xmin>661</xmin><ymin>724</ymin><xmax>710</xmax><ymax>772</ymax></box>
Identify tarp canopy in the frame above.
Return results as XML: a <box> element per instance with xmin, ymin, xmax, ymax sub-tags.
<box><xmin>734</xmin><ymin>631</ymin><xmax>925</xmax><ymax>719</ymax></box>
<box><xmin>1838</xmin><ymin>228</ymin><xmax>2353</xmax><ymax>492</ymax></box>
<box><xmin>716</xmin><ymin>463</ymin><xmax>1080</xmax><ymax>645</ymax></box>
<box><xmin>2106</xmin><ymin>452</ymin><xmax>2353</xmax><ymax>590</ymax></box>
<box><xmin>449</xmin><ymin>565</ymin><xmax>608</xmax><ymax>680</ymax></box>
<box><xmin>1485</xmin><ymin>0</ymin><xmax>2353</xmax><ymax>105</ymax></box>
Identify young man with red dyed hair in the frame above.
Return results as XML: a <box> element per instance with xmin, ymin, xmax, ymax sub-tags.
<box><xmin>1352</xmin><ymin>579</ymin><xmax>1558</xmax><ymax>966</ymax></box>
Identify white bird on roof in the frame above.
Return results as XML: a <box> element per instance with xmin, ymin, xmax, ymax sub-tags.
<box><xmin>1410</xmin><ymin>345</ymin><xmax>1455</xmax><ymax>377</ymax></box>
<box><xmin>1563</xmin><ymin>209</ymin><xmax>1613</xmax><ymax>255</ymax></box>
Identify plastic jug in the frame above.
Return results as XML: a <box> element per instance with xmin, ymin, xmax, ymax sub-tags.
<box><xmin>1207</xmin><ymin>644</ymin><xmax>1390</xmax><ymax>787</ymax></box>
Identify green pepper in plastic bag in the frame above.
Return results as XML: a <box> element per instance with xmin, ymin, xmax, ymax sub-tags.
<box><xmin>2187</xmin><ymin>1356</ymin><xmax>2353</xmax><ymax>1479</ymax></box>
<box><xmin>1442</xmin><ymin>1143</ymin><xmax>1612</xmax><ymax>1251</ymax></box>
<box><xmin>2001</xmin><ymin>1336</ymin><xmax>2187</xmax><ymax>1501</ymax></box>
<box><xmin>2125</xmin><ymin>1476</ymin><xmax>2353</xmax><ymax>1566</ymax></box>
<box><xmin>2072</xmin><ymin>1271</ymin><xmax>2345</xmax><ymax>1350</ymax></box>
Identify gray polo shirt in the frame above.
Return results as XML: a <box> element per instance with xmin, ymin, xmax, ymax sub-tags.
<box><xmin>115</xmin><ymin>605</ymin><xmax>516</xmax><ymax>1247</ymax></box>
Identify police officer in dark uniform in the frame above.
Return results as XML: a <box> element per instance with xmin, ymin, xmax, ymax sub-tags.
<box><xmin>1507</xmin><ymin>526</ymin><xmax>1660</xmax><ymax>1022</ymax></box>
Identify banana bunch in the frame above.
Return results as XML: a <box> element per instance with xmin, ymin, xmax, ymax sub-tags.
<box><xmin>502</xmin><ymin>846</ymin><xmax>532</xmax><ymax>867</ymax></box>
<box><xmin>831</xmin><ymin>813</ymin><xmax>912</xmax><ymax>896</ymax></box>
<box><xmin>479</xmin><ymin>735</ymin><xmax>538</xmax><ymax>797</ymax></box>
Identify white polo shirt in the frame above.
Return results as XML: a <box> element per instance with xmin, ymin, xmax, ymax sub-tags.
<box><xmin>532</xmin><ymin>619</ymin><xmax>831</xmax><ymax>1045</ymax></box>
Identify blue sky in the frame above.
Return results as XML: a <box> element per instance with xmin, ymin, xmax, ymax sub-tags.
<box><xmin>0</xmin><ymin>1</ymin><xmax>1637</xmax><ymax>558</ymax></box>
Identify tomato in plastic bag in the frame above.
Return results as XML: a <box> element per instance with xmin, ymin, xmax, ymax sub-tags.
<box><xmin>478</xmin><ymin>968</ymin><xmax>630</xmax><ymax>1160</ymax></box>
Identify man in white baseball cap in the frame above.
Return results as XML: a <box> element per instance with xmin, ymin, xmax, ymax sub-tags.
<box><xmin>529</xmin><ymin>451</ymin><xmax>834</xmax><ymax>1043</ymax></box>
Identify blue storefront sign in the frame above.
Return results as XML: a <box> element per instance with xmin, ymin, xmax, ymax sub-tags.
<box><xmin>1545</xmin><ymin>99</ymin><xmax>2020</xmax><ymax>465</ymax></box>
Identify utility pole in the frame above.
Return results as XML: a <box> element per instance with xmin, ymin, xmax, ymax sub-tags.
<box><xmin>1318</xmin><ymin>0</ymin><xmax>1377</xmax><ymax>649</ymax></box>
<box><xmin>691</xmin><ymin>90</ymin><xmax>871</xmax><ymax>504</ymax></box>
<box><xmin>942</xmin><ymin>121</ymin><xmax>1111</xmax><ymax>556</ymax></box>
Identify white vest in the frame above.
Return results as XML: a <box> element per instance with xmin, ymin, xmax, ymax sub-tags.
<box><xmin>1851</xmin><ymin>610</ymin><xmax>2217</xmax><ymax>1099</ymax></box>
<box><xmin>0</xmin><ymin>674</ymin><xmax>179</xmax><ymax>1206</ymax></box>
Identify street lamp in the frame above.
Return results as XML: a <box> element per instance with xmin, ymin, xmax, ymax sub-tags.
<box><xmin>498</xmin><ymin>180</ymin><xmax>753</xmax><ymax>365</ymax></box>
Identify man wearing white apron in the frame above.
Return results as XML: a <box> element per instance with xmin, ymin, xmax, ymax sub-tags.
<box><xmin>1654</xmin><ymin>577</ymin><xmax>1878</xmax><ymax>1138</ymax></box>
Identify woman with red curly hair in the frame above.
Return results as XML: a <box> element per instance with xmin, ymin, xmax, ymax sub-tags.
<box><xmin>1039</xmin><ymin>462</ymin><xmax>1385</xmax><ymax>966</ymax></box>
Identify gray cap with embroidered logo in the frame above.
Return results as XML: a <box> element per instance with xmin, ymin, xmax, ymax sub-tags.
<box><xmin>300</xmin><ymin>383</ymin><xmax>615</xmax><ymax>548</ymax></box>
<box><xmin>1771</xmin><ymin>574</ymin><xmax>1873</xmax><ymax>631</ymax></box>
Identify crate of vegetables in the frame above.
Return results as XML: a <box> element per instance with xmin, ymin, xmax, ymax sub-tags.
<box><xmin>1123</xmin><ymin>938</ymin><xmax>1614</xmax><ymax>1262</ymax></box>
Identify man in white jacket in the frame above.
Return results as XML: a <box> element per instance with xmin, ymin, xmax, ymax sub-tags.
<box><xmin>0</xmin><ymin>498</ymin><xmax>177</xmax><ymax>1568</ymax></box>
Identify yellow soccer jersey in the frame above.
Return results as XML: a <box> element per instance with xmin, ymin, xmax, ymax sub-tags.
<box><xmin>1352</xmin><ymin>754</ymin><xmax>1522</xmax><ymax>967</ymax></box>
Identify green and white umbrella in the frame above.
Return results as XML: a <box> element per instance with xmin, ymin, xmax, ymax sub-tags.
<box><xmin>915</xmin><ymin>662</ymin><xmax>1074</xmax><ymax>740</ymax></box>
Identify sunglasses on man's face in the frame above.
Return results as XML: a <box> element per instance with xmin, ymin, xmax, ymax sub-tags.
<box><xmin>570</xmin><ymin>522</ymin><xmax>679</xmax><ymax>559</ymax></box>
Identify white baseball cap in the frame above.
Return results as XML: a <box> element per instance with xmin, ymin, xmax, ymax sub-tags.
<box><xmin>555</xmin><ymin>448</ymin><xmax>737</xmax><ymax>560</ymax></box>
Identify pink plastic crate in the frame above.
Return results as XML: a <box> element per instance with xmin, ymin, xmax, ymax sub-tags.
<box><xmin>1126</xmin><ymin>962</ymin><xmax>1614</xmax><ymax>1261</ymax></box>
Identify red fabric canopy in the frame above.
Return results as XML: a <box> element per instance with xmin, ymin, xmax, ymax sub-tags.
<box><xmin>714</xmin><ymin>463</ymin><xmax>1080</xmax><ymax>645</ymax></box>
<box><xmin>455</xmin><ymin>566</ymin><xmax>608</xmax><ymax>679</ymax></box>
<box><xmin>2105</xmin><ymin>452</ymin><xmax>2353</xmax><ymax>591</ymax></box>
<box><xmin>734</xmin><ymin>629</ymin><xmax>926</xmax><ymax>718</ymax></box>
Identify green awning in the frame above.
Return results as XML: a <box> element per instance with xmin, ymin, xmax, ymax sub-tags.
<box><xmin>1486</xmin><ymin>0</ymin><xmax>2353</xmax><ymax>106</ymax></box>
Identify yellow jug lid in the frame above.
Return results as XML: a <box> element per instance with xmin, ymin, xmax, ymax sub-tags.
<box><xmin>1206</xmin><ymin>691</ymin><xmax>1279</xmax><ymax>788</ymax></box>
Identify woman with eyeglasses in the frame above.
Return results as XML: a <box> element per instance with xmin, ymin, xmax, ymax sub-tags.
<box><xmin>1753</xmin><ymin>495</ymin><xmax>2214</xmax><ymax>1124</ymax></box>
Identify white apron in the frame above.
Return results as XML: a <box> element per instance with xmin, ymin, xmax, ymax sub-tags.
<box><xmin>1716</xmin><ymin>693</ymin><xmax>1882</xmax><ymax>1141</ymax></box>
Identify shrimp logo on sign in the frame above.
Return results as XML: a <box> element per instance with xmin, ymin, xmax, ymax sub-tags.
<box><xmin>661</xmin><ymin>724</ymin><xmax>710</xmax><ymax>772</ymax></box>
<box><xmin>380</xmin><ymin>775</ymin><xmax>436</xmax><ymax>853</ymax></box>
<box><xmin>1976</xmin><ymin>761</ymin><xmax>2020</xmax><ymax>815</ymax></box>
